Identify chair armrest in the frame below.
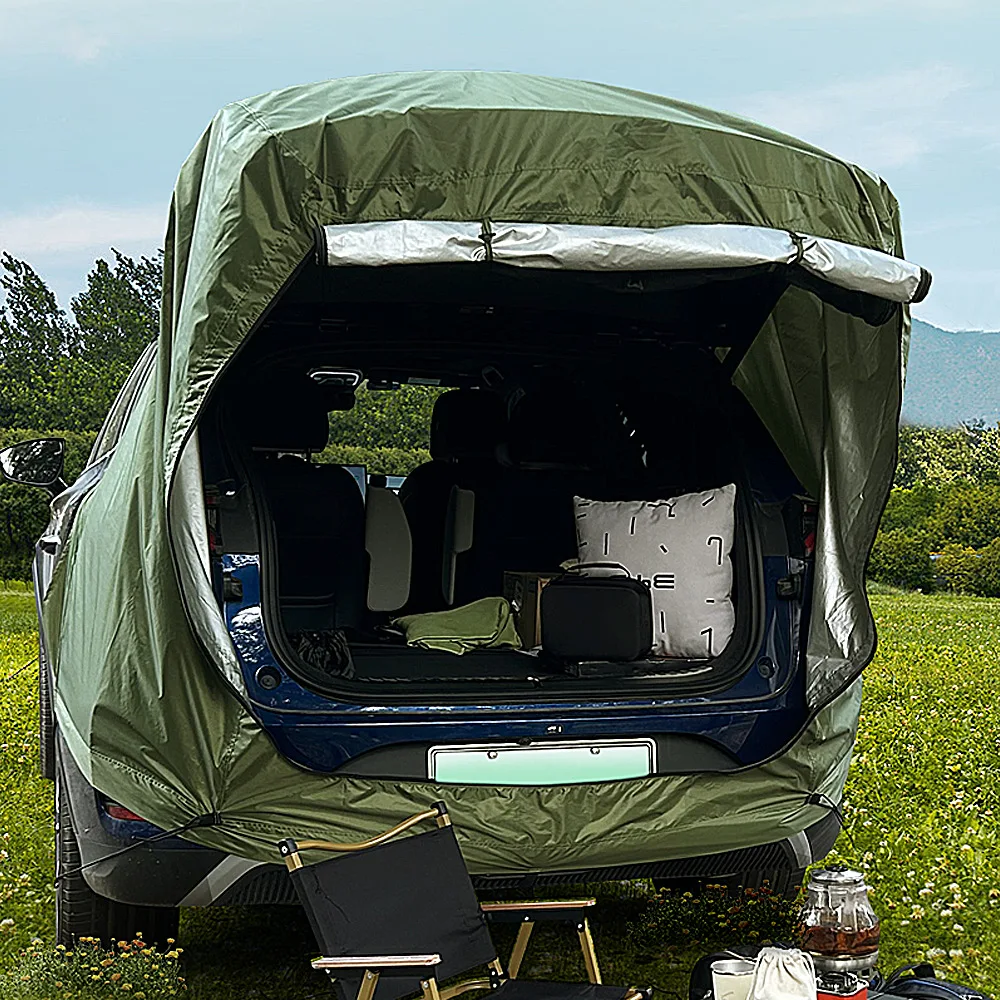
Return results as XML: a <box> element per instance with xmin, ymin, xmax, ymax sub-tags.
<box><xmin>481</xmin><ymin>899</ymin><xmax>597</xmax><ymax>923</ymax></box>
<box><xmin>312</xmin><ymin>954</ymin><xmax>442</xmax><ymax>973</ymax></box>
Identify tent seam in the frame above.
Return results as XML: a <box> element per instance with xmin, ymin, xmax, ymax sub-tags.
<box><xmin>90</xmin><ymin>750</ymin><xmax>196</xmax><ymax>801</ymax></box>
<box><xmin>233</xmin><ymin>103</ymin><xmax>889</xmax><ymax>247</ymax></box>
<box><xmin>313</xmin><ymin>210</ymin><xmax>884</xmax><ymax>251</ymax></box>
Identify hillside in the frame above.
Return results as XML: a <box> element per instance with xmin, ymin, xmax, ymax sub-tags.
<box><xmin>903</xmin><ymin>319</ymin><xmax>1000</xmax><ymax>427</ymax></box>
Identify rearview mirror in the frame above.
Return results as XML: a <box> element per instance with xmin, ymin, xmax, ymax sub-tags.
<box><xmin>0</xmin><ymin>438</ymin><xmax>67</xmax><ymax>492</ymax></box>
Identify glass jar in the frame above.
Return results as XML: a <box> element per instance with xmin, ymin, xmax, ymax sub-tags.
<box><xmin>798</xmin><ymin>866</ymin><xmax>880</xmax><ymax>975</ymax></box>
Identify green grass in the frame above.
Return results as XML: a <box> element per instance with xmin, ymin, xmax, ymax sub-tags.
<box><xmin>1</xmin><ymin>589</ymin><xmax>998</xmax><ymax>996</ymax></box>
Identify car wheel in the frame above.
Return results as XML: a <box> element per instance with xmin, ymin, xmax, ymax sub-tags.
<box><xmin>39</xmin><ymin>646</ymin><xmax>55</xmax><ymax>781</ymax></box>
<box><xmin>55</xmin><ymin>759</ymin><xmax>180</xmax><ymax>948</ymax></box>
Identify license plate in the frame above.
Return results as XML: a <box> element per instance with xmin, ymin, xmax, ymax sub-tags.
<box><xmin>427</xmin><ymin>738</ymin><xmax>656</xmax><ymax>785</ymax></box>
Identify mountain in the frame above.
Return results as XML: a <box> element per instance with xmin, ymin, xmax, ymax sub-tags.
<box><xmin>902</xmin><ymin>319</ymin><xmax>1000</xmax><ymax>427</ymax></box>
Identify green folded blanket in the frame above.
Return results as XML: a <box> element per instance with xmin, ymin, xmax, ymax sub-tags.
<box><xmin>393</xmin><ymin>597</ymin><xmax>523</xmax><ymax>655</ymax></box>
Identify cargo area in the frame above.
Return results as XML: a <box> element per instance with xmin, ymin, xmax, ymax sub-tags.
<box><xmin>198</xmin><ymin>261</ymin><xmax>811</xmax><ymax>702</ymax></box>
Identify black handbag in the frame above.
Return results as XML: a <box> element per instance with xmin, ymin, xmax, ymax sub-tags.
<box><xmin>870</xmin><ymin>964</ymin><xmax>992</xmax><ymax>1000</ymax></box>
<box><xmin>540</xmin><ymin>563</ymin><xmax>653</xmax><ymax>664</ymax></box>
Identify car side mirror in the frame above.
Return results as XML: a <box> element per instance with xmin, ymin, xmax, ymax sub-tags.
<box><xmin>0</xmin><ymin>438</ymin><xmax>67</xmax><ymax>493</ymax></box>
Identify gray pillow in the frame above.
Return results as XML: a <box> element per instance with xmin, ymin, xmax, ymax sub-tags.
<box><xmin>573</xmin><ymin>484</ymin><xmax>736</xmax><ymax>658</ymax></box>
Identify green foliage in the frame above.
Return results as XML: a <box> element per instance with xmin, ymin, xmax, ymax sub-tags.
<box><xmin>870</xmin><ymin>425</ymin><xmax>1000</xmax><ymax>593</ymax></box>
<box><xmin>895</xmin><ymin>422</ymin><xmax>1000</xmax><ymax>490</ymax></box>
<box><xmin>327</xmin><ymin>383</ymin><xmax>443</xmax><ymax>452</ymax></box>
<box><xmin>2</xmin><ymin>588</ymin><xmax>1000</xmax><ymax>994</ymax></box>
<box><xmin>868</xmin><ymin>528</ymin><xmax>935</xmax><ymax>592</ymax></box>
<box><xmin>316</xmin><ymin>443</ymin><xmax>430</xmax><ymax>477</ymax></box>
<box><xmin>928</xmin><ymin>486</ymin><xmax>1000</xmax><ymax>550</ymax></box>
<box><xmin>935</xmin><ymin>544</ymin><xmax>981</xmax><ymax>595</ymax></box>
<box><xmin>628</xmin><ymin>882</ymin><xmax>797</xmax><ymax>950</ymax></box>
<box><xmin>880</xmin><ymin>484</ymin><xmax>940</xmax><ymax>535</ymax></box>
<box><xmin>969</xmin><ymin>539</ymin><xmax>1000</xmax><ymax>599</ymax></box>
<box><xmin>0</xmin><ymin>936</ymin><xmax>187</xmax><ymax>998</ymax></box>
<box><xmin>0</xmin><ymin>251</ymin><xmax>159</xmax><ymax>433</ymax></box>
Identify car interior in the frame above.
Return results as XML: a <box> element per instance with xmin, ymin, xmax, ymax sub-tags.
<box><xmin>198</xmin><ymin>261</ymin><xmax>811</xmax><ymax>700</ymax></box>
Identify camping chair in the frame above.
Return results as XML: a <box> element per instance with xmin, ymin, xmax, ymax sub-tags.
<box><xmin>278</xmin><ymin>801</ymin><xmax>651</xmax><ymax>1000</ymax></box>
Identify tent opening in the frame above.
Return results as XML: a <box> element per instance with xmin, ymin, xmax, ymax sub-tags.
<box><xmin>197</xmin><ymin>259</ymin><xmax>832</xmax><ymax>703</ymax></box>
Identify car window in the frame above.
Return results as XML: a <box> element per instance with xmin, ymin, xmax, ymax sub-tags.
<box><xmin>89</xmin><ymin>343</ymin><xmax>158</xmax><ymax>463</ymax></box>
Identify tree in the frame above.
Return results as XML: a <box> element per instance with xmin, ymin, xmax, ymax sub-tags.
<box><xmin>0</xmin><ymin>250</ymin><xmax>161</xmax><ymax>432</ymax></box>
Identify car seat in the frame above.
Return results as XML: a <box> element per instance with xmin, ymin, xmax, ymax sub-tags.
<box><xmin>247</xmin><ymin>382</ymin><xmax>367</xmax><ymax>633</ymax></box>
<box><xmin>399</xmin><ymin>389</ymin><xmax>506</xmax><ymax>612</ymax></box>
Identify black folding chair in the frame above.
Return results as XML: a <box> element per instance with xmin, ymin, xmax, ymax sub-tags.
<box><xmin>278</xmin><ymin>802</ymin><xmax>651</xmax><ymax>1000</ymax></box>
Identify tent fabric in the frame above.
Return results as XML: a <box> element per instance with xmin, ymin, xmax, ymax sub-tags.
<box><xmin>393</xmin><ymin>597</ymin><xmax>523</xmax><ymax>655</ymax></box>
<box><xmin>318</xmin><ymin>220</ymin><xmax>929</xmax><ymax>303</ymax></box>
<box><xmin>43</xmin><ymin>71</ymin><xmax>906</xmax><ymax>868</ymax></box>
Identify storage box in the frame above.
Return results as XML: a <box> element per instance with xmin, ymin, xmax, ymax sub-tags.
<box><xmin>503</xmin><ymin>571</ymin><xmax>555</xmax><ymax>648</ymax></box>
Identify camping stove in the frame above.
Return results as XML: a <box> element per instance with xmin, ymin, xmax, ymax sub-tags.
<box><xmin>817</xmin><ymin>971</ymin><xmax>868</xmax><ymax>998</ymax></box>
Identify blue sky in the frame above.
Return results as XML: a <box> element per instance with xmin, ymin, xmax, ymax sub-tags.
<box><xmin>0</xmin><ymin>0</ymin><xmax>997</xmax><ymax>331</ymax></box>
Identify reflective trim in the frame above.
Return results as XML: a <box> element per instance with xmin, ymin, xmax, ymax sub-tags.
<box><xmin>785</xmin><ymin>830</ymin><xmax>813</xmax><ymax>869</ymax></box>
<box><xmin>178</xmin><ymin>854</ymin><xmax>266</xmax><ymax>905</ymax></box>
<box><xmin>318</xmin><ymin>220</ymin><xmax>929</xmax><ymax>304</ymax></box>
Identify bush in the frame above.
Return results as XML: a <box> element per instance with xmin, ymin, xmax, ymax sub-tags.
<box><xmin>970</xmin><ymin>538</ymin><xmax>1000</xmax><ymax>598</ymax></box>
<box><xmin>933</xmin><ymin>543</ymin><xmax>980</xmax><ymax>594</ymax></box>
<box><xmin>316</xmin><ymin>443</ymin><xmax>430</xmax><ymax>477</ymax></box>
<box><xmin>0</xmin><ymin>935</ymin><xmax>186</xmax><ymax>998</ymax></box>
<box><xmin>929</xmin><ymin>485</ymin><xmax>1000</xmax><ymax>550</ymax></box>
<box><xmin>326</xmin><ymin>383</ymin><xmax>443</xmax><ymax>451</ymax></box>
<box><xmin>868</xmin><ymin>528</ymin><xmax>935</xmax><ymax>591</ymax></box>
<box><xmin>880</xmin><ymin>484</ymin><xmax>940</xmax><ymax>535</ymax></box>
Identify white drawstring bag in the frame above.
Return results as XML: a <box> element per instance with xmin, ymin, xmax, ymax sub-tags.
<box><xmin>749</xmin><ymin>946</ymin><xmax>816</xmax><ymax>999</ymax></box>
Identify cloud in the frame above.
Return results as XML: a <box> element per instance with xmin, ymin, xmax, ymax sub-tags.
<box><xmin>0</xmin><ymin>204</ymin><xmax>164</xmax><ymax>259</ymax></box>
<box><xmin>738</xmin><ymin>64</ymin><xmax>978</xmax><ymax>172</ymax></box>
<box><xmin>0</xmin><ymin>0</ymin><xmax>262</xmax><ymax>61</ymax></box>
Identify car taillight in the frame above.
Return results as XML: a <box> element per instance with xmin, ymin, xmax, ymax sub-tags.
<box><xmin>104</xmin><ymin>802</ymin><xmax>146</xmax><ymax>822</ymax></box>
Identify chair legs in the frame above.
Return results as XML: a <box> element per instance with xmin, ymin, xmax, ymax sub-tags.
<box><xmin>420</xmin><ymin>978</ymin><xmax>442</xmax><ymax>1000</ymax></box>
<box><xmin>504</xmin><ymin>914</ymin><xmax>601</xmax><ymax>984</ymax></box>
<box><xmin>576</xmin><ymin>918</ymin><xmax>602</xmax><ymax>985</ymax></box>
<box><xmin>357</xmin><ymin>971</ymin><xmax>380</xmax><ymax>1000</ymax></box>
<box><xmin>507</xmin><ymin>922</ymin><xmax>535</xmax><ymax>979</ymax></box>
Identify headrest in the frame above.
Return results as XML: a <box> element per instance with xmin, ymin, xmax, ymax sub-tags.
<box><xmin>430</xmin><ymin>389</ymin><xmax>506</xmax><ymax>462</ymax></box>
<box><xmin>506</xmin><ymin>388</ymin><xmax>599</xmax><ymax>468</ymax></box>
<box><xmin>244</xmin><ymin>379</ymin><xmax>330</xmax><ymax>452</ymax></box>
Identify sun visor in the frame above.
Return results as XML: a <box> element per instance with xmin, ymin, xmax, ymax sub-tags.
<box><xmin>317</xmin><ymin>221</ymin><xmax>930</xmax><ymax>312</ymax></box>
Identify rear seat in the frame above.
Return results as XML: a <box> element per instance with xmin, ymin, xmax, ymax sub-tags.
<box><xmin>248</xmin><ymin>389</ymin><xmax>367</xmax><ymax>633</ymax></box>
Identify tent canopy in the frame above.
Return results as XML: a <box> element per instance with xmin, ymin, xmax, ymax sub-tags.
<box><xmin>42</xmin><ymin>72</ymin><xmax>916</xmax><ymax>870</ymax></box>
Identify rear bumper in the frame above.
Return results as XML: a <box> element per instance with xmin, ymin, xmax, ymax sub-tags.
<box><xmin>188</xmin><ymin>810</ymin><xmax>840</xmax><ymax>904</ymax></box>
<box><xmin>65</xmin><ymin>718</ymin><xmax>839</xmax><ymax>905</ymax></box>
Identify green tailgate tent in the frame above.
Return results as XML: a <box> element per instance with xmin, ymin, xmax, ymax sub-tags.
<box><xmin>42</xmin><ymin>72</ymin><xmax>924</xmax><ymax>873</ymax></box>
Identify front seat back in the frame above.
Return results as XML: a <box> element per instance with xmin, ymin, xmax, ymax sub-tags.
<box><xmin>399</xmin><ymin>389</ymin><xmax>506</xmax><ymax>611</ymax></box>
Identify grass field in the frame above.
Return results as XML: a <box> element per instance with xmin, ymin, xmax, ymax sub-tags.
<box><xmin>1</xmin><ymin>588</ymin><xmax>998</xmax><ymax>997</ymax></box>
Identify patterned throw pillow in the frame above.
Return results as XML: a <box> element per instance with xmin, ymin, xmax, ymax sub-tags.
<box><xmin>573</xmin><ymin>484</ymin><xmax>736</xmax><ymax>658</ymax></box>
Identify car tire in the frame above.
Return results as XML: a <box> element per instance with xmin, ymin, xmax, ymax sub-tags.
<box><xmin>39</xmin><ymin>646</ymin><xmax>55</xmax><ymax>781</ymax></box>
<box><xmin>55</xmin><ymin>761</ymin><xmax>180</xmax><ymax>948</ymax></box>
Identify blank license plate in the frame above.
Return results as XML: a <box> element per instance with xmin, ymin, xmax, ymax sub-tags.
<box><xmin>428</xmin><ymin>739</ymin><xmax>656</xmax><ymax>785</ymax></box>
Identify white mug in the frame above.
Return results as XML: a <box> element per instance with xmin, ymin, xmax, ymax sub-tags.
<box><xmin>710</xmin><ymin>959</ymin><xmax>755</xmax><ymax>1000</ymax></box>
